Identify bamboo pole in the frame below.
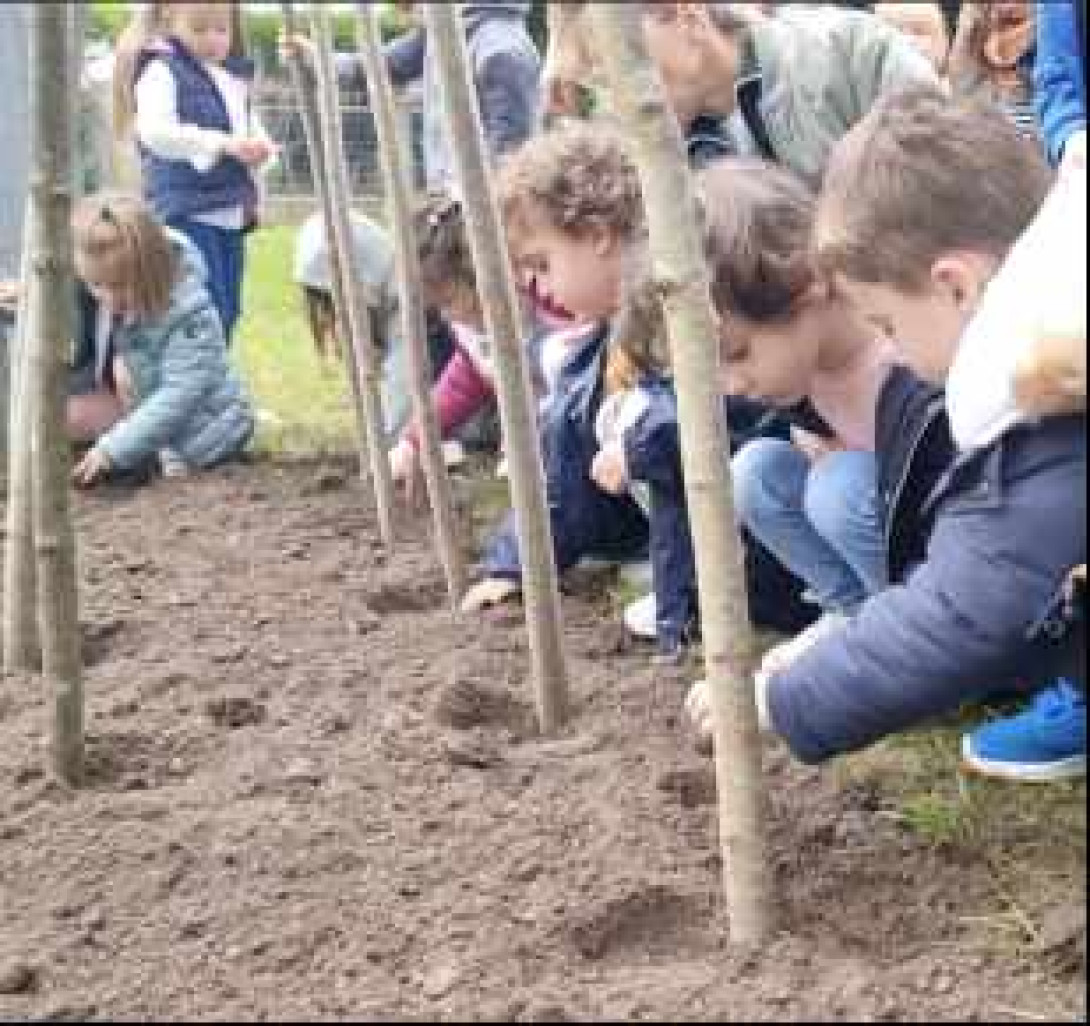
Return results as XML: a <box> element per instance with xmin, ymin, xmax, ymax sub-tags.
<box><xmin>424</xmin><ymin>3</ymin><xmax>569</xmax><ymax>732</ymax></box>
<box><xmin>589</xmin><ymin>4</ymin><xmax>772</xmax><ymax>944</ymax></box>
<box><xmin>28</xmin><ymin>2</ymin><xmax>83</xmax><ymax>784</ymax></box>
<box><xmin>310</xmin><ymin>3</ymin><xmax>398</xmax><ymax>544</ymax></box>
<box><xmin>354</xmin><ymin>3</ymin><xmax>466</xmax><ymax>607</ymax></box>
<box><xmin>278</xmin><ymin>1</ymin><xmax>372</xmax><ymax>465</ymax></box>
<box><xmin>3</xmin><ymin>213</ymin><xmax>40</xmax><ymax>674</ymax></box>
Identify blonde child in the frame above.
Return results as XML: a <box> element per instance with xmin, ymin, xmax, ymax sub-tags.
<box><xmin>68</xmin><ymin>192</ymin><xmax>253</xmax><ymax>486</ymax></box>
<box><xmin>113</xmin><ymin>2</ymin><xmax>275</xmax><ymax>344</ymax></box>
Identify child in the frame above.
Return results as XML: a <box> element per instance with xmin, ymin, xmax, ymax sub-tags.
<box><xmin>457</xmin><ymin>123</ymin><xmax>652</xmax><ymax>612</ymax></box>
<box><xmin>292</xmin><ymin>206</ymin><xmax>454</xmax><ymax>441</ymax></box>
<box><xmin>693</xmin><ymin>88</ymin><xmax>1084</xmax><ymax>779</ymax></box>
<box><xmin>618</xmin><ymin>159</ymin><xmax>898</xmax><ymax>668</ymax></box>
<box><xmin>590</xmin><ymin>295</ymin><xmax>698</xmax><ymax>660</ymax></box>
<box><xmin>67</xmin><ymin>192</ymin><xmax>254</xmax><ymax>486</ymax></box>
<box><xmin>542</xmin><ymin>2</ymin><xmax>938</xmax><ymax>185</ymax></box>
<box><xmin>113</xmin><ymin>2</ymin><xmax>275</xmax><ymax>344</ymax></box>
<box><xmin>949</xmin><ymin>1</ymin><xmax>1039</xmax><ymax>138</ymax></box>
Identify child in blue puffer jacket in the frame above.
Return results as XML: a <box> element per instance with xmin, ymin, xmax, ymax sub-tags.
<box><xmin>68</xmin><ymin>192</ymin><xmax>254</xmax><ymax>487</ymax></box>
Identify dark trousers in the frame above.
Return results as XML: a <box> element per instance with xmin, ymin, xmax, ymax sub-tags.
<box><xmin>166</xmin><ymin>217</ymin><xmax>245</xmax><ymax>345</ymax></box>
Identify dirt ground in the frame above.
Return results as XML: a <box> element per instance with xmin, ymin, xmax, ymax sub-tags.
<box><xmin>0</xmin><ymin>457</ymin><xmax>1085</xmax><ymax>1022</ymax></box>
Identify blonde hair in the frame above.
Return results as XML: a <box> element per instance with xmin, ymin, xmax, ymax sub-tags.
<box><xmin>72</xmin><ymin>192</ymin><xmax>179</xmax><ymax>321</ymax></box>
<box><xmin>112</xmin><ymin>2</ymin><xmax>247</xmax><ymax>139</ymax></box>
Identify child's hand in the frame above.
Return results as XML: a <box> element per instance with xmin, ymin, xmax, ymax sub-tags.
<box><xmin>459</xmin><ymin>577</ymin><xmax>520</xmax><ymax>613</ymax></box>
<box><xmin>790</xmin><ymin>426</ymin><xmax>844</xmax><ymax>463</ymax></box>
<box><xmin>389</xmin><ymin>438</ymin><xmax>422</xmax><ymax>502</ymax></box>
<box><xmin>590</xmin><ymin>441</ymin><xmax>628</xmax><ymax>494</ymax></box>
<box><xmin>71</xmin><ymin>446</ymin><xmax>112</xmax><ymax>488</ymax></box>
<box><xmin>277</xmin><ymin>30</ymin><xmax>316</xmax><ymax>68</ymax></box>
<box><xmin>226</xmin><ymin>137</ymin><xmax>276</xmax><ymax>167</ymax></box>
<box><xmin>0</xmin><ymin>279</ymin><xmax>19</xmax><ymax>310</ymax></box>
<box><xmin>1062</xmin><ymin>129</ymin><xmax>1087</xmax><ymax>174</ymax></box>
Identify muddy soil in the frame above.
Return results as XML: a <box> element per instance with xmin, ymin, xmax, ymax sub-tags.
<box><xmin>0</xmin><ymin>458</ymin><xmax>1084</xmax><ymax>1021</ymax></box>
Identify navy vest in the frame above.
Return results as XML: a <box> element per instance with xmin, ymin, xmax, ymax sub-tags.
<box><xmin>136</xmin><ymin>37</ymin><xmax>258</xmax><ymax>223</ymax></box>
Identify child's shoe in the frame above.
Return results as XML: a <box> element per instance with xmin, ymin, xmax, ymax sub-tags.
<box><xmin>962</xmin><ymin>678</ymin><xmax>1086</xmax><ymax>782</ymax></box>
<box><xmin>623</xmin><ymin>591</ymin><xmax>657</xmax><ymax>640</ymax></box>
<box><xmin>158</xmin><ymin>447</ymin><xmax>190</xmax><ymax>478</ymax></box>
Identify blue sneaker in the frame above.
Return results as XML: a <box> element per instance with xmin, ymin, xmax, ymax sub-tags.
<box><xmin>962</xmin><ymin>679</ymin><xmax>1086</xmax><ymax>783</ymax></box>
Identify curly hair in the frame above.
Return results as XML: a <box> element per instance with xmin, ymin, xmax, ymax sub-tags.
<box><xmin>497</xmin><ymin>120</ymin><xmax>644</xmax><ymax>244</ymax></box>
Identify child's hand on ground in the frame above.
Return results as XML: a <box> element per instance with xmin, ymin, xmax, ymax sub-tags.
<box><xmin>226</xmin><ymin>137</ymin><xmax>276</xmax><ymax>167</ymax></box>
<box><xmin>590</xmin><ymin>442</ymin><xmax>628</xmax><ymax>494</ymax></box>
<box><xmin>71</xmin><ymin>446</ymin><xmax>112</xmax><ymax>488</ymax></box>
<box><xmin>459</xmin><ymin>577</ymin><xmax>520</xmax><ymax>613</ymax></box>
<box><xmin>389</xmin><ymin>438</ymin><xmax>422</xmax><ymax>502</ymax></box>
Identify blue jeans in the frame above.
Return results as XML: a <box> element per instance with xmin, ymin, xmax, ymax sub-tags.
<box><xmin>731</xmin><ymin>438</ymin><xmax>886</xmax><ymax>613</ymax></box>
<box><xmin>166</xmin><ymin>217</ymin><xmax>245</xmax><ymax>345</ymax></box>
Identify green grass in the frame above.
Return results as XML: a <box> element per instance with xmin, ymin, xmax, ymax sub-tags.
<box><xmin>235</xmin><ymin>225</ymin><xmax>359</xmax><ymax>456</ymax></box>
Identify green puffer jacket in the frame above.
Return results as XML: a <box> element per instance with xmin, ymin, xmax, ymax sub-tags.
<box><xmin>740</xmin><ymin>5</ymin><xmax>939</xmax><ymax>183</ymax></box>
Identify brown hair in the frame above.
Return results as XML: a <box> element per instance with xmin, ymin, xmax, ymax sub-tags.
<box><xmin>814</xmin><ymin>86</ymin><xmax>1052</xmax><ymax>291</ymax></box>
<box><xmin>497</xmin><ymin>121</ymin><xmax>644</xmax><ymax>246</ymax></box>
<box><xmin>412</xmin><ymin>191</ymin><xmax>476</xmax><ymax>300</ymax></box>
<box><xmin>72</xmin><ymin>192</ymin><xmax>179</xmax><ymax>321</ymax></box>
<box><xmin>112</xmin><ymin>3</ymin><xmax>247</xmax><ymax>139</ymax></box>
<box><xmin>609</xmin><ymin>157</ymin><xmax>816</xmax><ymax>384</ymax></box>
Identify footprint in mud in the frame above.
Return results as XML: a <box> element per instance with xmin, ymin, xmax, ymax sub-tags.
<box><xmin>655</xmin><ymin>765</ymin><xmax>717</xmax><ymax>809</ymax></box>
<box><xmin>564</xmin><ymin>884</ymin><xmax>710</xmax><ymax>961</ymax></box>
<box><xmin>432</xmin><ymin>671</ymin><xmax>535</xmax><ymax>734</ymax></box>
<box><xmin>204</xmin><ymin>694</ymin><xmax>266</xmax><ymax>729</ymax></box>
<box><xmin>80</xmin><ymin>618</ymin><xmax>127</xmax><ymax>667</ymax></box>
<box><xmin>83</xmin><ymin>731</ymin><xmax>185</xmax><ymax>791</ymax></box>
<box><xmin>365</xmin><ymin>576</ymin><xmax>447</xmax><ymax>615</ymax></box>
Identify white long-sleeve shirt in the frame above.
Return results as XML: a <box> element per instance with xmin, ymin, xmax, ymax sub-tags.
<box><xmin>134</xmin><ymin>57</ymin><xmax>273</xmax><ymax>230</ymax></box>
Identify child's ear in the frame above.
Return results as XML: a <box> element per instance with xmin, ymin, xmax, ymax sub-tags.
<box><xmin>930</xmin><ymin>254</ymin><xmax>989</xmax><ymax>316</ymax></box>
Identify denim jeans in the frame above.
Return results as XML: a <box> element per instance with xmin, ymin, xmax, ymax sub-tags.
<box><xmin>731</xmin><ymin>438</ymin><xmax>886</xmax><ymax>613</ymax></box>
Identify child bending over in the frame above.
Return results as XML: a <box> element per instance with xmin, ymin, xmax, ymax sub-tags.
<box><xmin>68</xmin><ymin>192</ymin><xmax>254</xmax><ymax>486</ymax></box>
<box><xmin>693</xmin><ymin>88</ymin><xmax>1084</xmax><ymax>781</ymax></box>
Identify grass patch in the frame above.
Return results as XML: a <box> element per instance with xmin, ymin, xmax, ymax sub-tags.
<box><xmin>235</xmin><ymin>224</ymin><xmax>359</xmax><ymax>456</ymax></box>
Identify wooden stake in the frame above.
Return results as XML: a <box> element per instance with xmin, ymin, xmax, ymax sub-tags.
<box><xmin>278</xmin><ymin>2</ymin><xmax>372</xmax><ymax>468</ymax></box>
<box><xmin>354</xmin><ymin>3</ymin><xmax>466</xmax><ymax>607</ymax></box>
<box><xmin>424</xmin><ymin>4</ymin><xmax>569</xmax><ymax>732</ymax></box>
<box><xmin>589</xmin><ymin>3</ymin><xmax>772</xmax><ymax>944</ymax></box>
<box><xmin>28</xmin><ymin>2</ymin><xmax>83</xmax><ymax>784</ymax></box>
<box><xmin>3</xmin><ymin>213</ymin><xmax>40</xmax><ymax>675</ymax></box>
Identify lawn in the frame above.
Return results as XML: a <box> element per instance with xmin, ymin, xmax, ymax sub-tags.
<box><xmin>235</xmin><ymin>223</ymin><xmax>360</xmax><ymax>456</ymax></box>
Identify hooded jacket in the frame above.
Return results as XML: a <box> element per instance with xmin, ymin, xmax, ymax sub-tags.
<box><xmin>378</xmin><ymin>2</ymin><xmax>541</xmax><ymax>190</ymax></box>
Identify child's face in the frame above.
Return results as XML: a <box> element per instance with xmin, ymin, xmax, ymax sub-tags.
<box><xmin>172</xmin><ymin>4</ymin><xmax>233</xmax><ymax>64</ymax></box>
<box><xmin>830</xmin><ymin>252</ymin><xmax>1000</xmax><ymax>385</ymax></box>
<box><xmin>874</xmin><ymin>3</ymin><xmax>949</xmax><ymax>73</ymax></box>
<box><xmin>78</xmin><ymin>259</ymin><xmax>136</xmax><ymax>319</ymax></box>
<box><xmin>514</xmin><ymin>221</ymin><xmax>622</xmax><ymax>328</ymax></box>
<box><xmin>717</xmin><ymin>307</ymin><xmax>824</xmax><ymax>406</ymax></box>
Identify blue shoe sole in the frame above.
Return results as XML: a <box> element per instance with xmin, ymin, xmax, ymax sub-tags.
<box><xmin>961</xmin><ymin>740</ymin><xmax>1086</xmax><ymax>783</ymax></box>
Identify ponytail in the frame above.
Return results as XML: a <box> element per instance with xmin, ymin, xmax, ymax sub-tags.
<box><xmin>112</xmin><ymin>3</ymin><xmax>173</xmax><ymax>139</ymax></box>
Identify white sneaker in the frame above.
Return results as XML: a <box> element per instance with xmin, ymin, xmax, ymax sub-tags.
<box><xmin>158</xmin><ymin>448</ymin><xmax>190</xmax><ymax>478</ymax></box>
<box><xmin>441</xmin><ymin>439</ymin><xmax>466</xmax><ymax>469</ymax></box>
<box><xmin>623</xmin><ymin>591</ymin><xmax>657</xmax><ymax>639</ymax></box>
<box><xmin>760</xmin><ymin>610</ymin><xmax>850</xmax><ymax>678</ymax></box>
<box><xmin>495</xmin><ymin>455</ymin><xmax>508</xmax><ymax>479</ymax></box>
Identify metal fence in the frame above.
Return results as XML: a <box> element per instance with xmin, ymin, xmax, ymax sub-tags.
<box><xmin>253</xmin><ymin>81</ymin><xmax>426</xmax><ymax>217</ymax></box>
